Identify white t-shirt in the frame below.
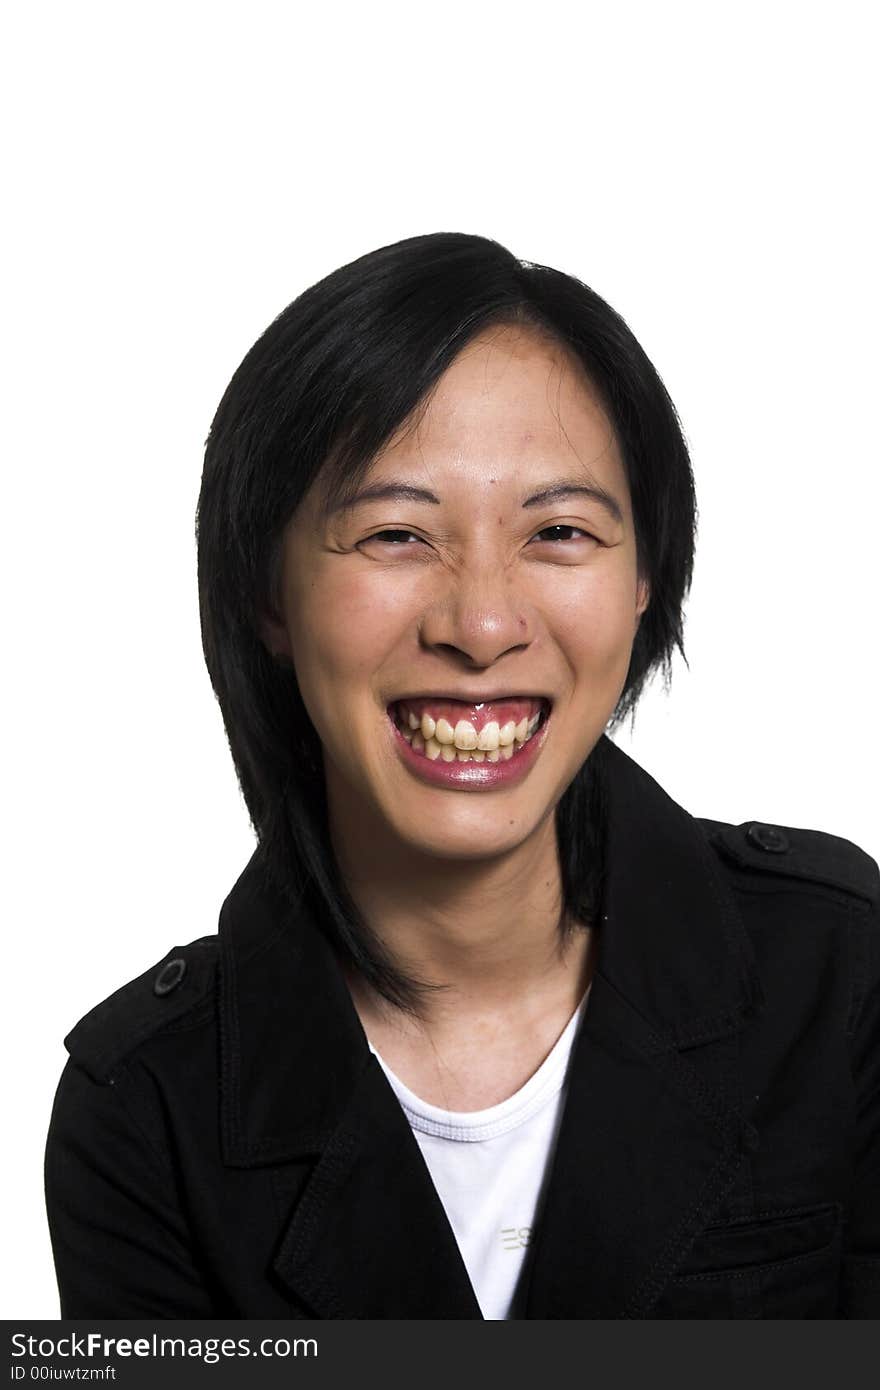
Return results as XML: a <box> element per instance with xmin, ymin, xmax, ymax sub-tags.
<box><xmin>368</xmin><ymin>985</ymin><xmax>591</xmax><ymax>1319</ymax></box>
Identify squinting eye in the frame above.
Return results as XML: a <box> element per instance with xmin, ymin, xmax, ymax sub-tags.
<box><xmin>362</xmin><ymin>529</ymin><xmax>423</xmax><ymax>546</ymax></box>
<box><xmin>361</xmin><ymin>525</ymin><xmax>597</xmax><ymax>549</ymax></box>
<box><xmin>533</xmin><ymin>525</ymin><xmax>596</xmax><ymax>544</ymax></box>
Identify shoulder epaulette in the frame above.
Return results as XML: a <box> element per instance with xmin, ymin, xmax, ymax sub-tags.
<box><xmin>63</xmin><ymin>934</ymin><xmax>219</xmax><ymax>1083</ymax></box>
<box><xmin>698</xmin><ymin>818</ymin><xmax>879</xmax><ymax>908</ymax></box>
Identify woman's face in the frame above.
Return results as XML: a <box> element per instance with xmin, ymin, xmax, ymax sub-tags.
<box><xmin>261</xmin><ymin>324</ymin><xmax>649</xmax><ymax>862</ymax></box>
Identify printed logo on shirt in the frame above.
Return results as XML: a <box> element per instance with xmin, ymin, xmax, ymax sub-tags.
<box><xmin>501</xmin><ymin>1226</ymin><xmax>532</xmax><ymax>1251</ymax></box>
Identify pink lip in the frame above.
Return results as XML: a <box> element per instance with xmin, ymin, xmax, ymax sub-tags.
<box><xmin>386</xmin><ymin>707</ymin><xmax>551</xmax><ymax>790</ymax></box>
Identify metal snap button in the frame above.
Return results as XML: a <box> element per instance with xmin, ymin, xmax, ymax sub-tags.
<box><xmin>746</xmin><ymin>822</ymin><xmax>790</xmax><ymax>854</ymax></box>
<box><xmin>153</xmin><ymin>957</ymin><xmax>187</xmax><ymax>996</ymax></box>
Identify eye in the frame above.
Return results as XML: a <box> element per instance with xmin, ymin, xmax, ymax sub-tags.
<box><xmin>532</xmin><ymin>524</ymin><xmax>597</xmax><ymax>545</ymax></box>
<box><xmin>361</xmin><ymin>529</ymin><xmax>424</xmax><ymax>546</ymax></box>
<box><xmin>359</xmin><ymin>524</ymin><xmax>598</xmax><ymax>551</ymax></box>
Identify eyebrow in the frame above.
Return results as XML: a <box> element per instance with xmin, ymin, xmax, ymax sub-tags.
<box><xmin>328</xmin><ymin>478</ymin><xmax>624</xmax><ymax>526</ymax></box>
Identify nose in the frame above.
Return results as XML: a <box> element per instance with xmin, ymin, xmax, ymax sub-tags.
<box><xmin>417</xmin><ymin>563</ymin><xmax>535</xmax><ymax>668</ymax></box>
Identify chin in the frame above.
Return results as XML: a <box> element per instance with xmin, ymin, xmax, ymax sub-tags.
<box><xmin>390</xmin><ymin>809</ymin><xmax>544</xmax><ymax>863</ymax></box>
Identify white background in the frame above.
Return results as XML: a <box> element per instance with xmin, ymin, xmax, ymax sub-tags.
<box><xmin>3</xmin><ymin>0</ymin><xmax>877</xmax><ymax>1318</ymax></box>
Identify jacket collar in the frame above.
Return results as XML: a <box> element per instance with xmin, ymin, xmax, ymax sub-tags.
<box><xmin>217</xmin><ymin>734</ymin><xmax>765</xmax><ymax>1317</ymax></box>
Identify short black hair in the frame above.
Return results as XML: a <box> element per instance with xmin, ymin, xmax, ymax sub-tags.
<box><xmin>196</xmin><ymin>231</ymin><xmax>697</xmax><ymax>1015</ymax></box>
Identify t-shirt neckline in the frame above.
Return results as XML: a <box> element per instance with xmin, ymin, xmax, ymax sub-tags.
<box><xmin>368</xmin><ymin>983</ymin><xmax>591</xmax><ymax>1143</ymax></box>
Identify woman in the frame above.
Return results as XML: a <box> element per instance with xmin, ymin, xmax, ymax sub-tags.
<box><xmin>45</xmin><ymin>232</ymin><xmax>879</xmax><ymax>1319</ymax></box>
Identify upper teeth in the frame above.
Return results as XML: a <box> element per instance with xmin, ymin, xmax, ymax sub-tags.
<box><xmin>398</xmin><ymin>708</ymin><xmax>543</xmax><ymax>757</ymax></box>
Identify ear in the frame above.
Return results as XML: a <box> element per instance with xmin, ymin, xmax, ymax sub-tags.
<box><xmin>258</xmin><ymin>610</ymin><xmax>294</xmax><ymax>664</ymax></box>
<box><xmin>635</xmin><ymin>576</ymin><xmax>651</xmax><ymax>621</ymax></box>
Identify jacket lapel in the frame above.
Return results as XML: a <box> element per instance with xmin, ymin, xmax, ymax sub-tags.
<box><xmin>216</xmin><ymin>735</ymin><xmax>764</xmax><ymax>1319</ymax></box>
<box><xmin>216</xmin><ymin>844</ymin><xmax>482</xmax><ymax>1317</ymax></box>
<box><xmin>522</xmin><ymin>737</ymin><xmax>764</xmax><ymax>1317</ymax></box>
<box><xmin>271</xmin><ymin>1058</ymin><xmax>483</xmax><ymax>1317</ymax></box>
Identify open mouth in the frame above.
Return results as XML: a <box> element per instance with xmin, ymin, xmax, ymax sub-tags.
<box><xmin>387</xmin><ymin>696</ymin><xmax>552</xmax><ymax>763</ymax></box>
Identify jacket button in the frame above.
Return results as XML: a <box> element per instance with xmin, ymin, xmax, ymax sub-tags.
<box><xmin>153</xmin><ymin>957</ymin><xmax>187</xmax><ymax>996</ymax></box>
<box><xmin>746</xmin><ymin>822</ymin><xmax>790</xmax><ymax>854</ymax></box>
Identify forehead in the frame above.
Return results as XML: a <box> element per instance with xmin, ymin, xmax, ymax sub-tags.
<box><xmin>371</xmin><ymin>324</ymin><xmax>624</xmax><ymax>491</ymax></box>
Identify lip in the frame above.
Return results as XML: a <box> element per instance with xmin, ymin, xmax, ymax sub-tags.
<box><xmin>386</xmin><ymin>703</ymin><xmax>551</xmax><ymax>790</ymax></box>
<box><xmin>389</xmin><ymin>692</ymin><xmax>552</xmax><ymax>706</ymax></box>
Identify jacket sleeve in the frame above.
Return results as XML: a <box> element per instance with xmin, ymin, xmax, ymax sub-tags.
<box><xmin>840</xmin><ymin>884</ymin><xmax>880</xmax><ymax>1317</ymax></box>
<box><xmin>44</xmin><ymin>1055</ymin><xmax>217</xmax><ymax>1317</ymax></box>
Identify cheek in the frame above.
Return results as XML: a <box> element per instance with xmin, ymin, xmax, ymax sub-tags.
<box><xmin>553</xmin><ymin>573</ymin><xmax>641</xmax><ymax>676</ymax></box>
<box><xmin>286</xmin><ymin>568</ymin><xmax>405</xmax><ymax>706</ymax></box>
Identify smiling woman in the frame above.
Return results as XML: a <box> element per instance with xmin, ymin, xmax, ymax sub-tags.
<box><xmin>258</xmin><ymin>323</ymin><xmax>650</xmax><ymax>977</ymax></box>
<box><xmin>44</xmin><ymin>232</ymin><xmax>879</xmax><ymax>1320</ymax></box>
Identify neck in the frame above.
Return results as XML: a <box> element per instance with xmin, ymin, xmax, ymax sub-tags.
<box><xmin>325</xmin><ymin>789</ymin><xmax>596</xmax><ymax>1039</ymax></box>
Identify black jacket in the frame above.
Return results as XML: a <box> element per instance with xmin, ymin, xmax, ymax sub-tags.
<box><xmin>44</xmin><ymin>737</ymin><xmax>880</xmax><ymax>1318</ymax></box>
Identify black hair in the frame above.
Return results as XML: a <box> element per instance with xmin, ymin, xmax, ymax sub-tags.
<box><xmin>196</xmin><ymin>232</ymin><xmax>697</xmax><ymax>1016</ymax></box>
